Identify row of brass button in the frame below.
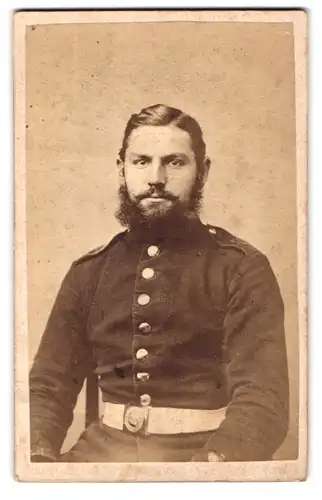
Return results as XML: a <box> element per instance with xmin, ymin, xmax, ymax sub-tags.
<box><xmin>134</xmin><ymin>245</ymin><xmax>161</xmax><ymax>410</ymax></box>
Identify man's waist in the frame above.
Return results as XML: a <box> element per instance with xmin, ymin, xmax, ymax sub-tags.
<box><xmin>98</xmin><ymin>379</ymin><xmax>228</xmax><ymax>410</ymax></box>
<box><xmin>102</xmin><ymin>401</ymin><xmax>226</xmax><ymax>435</ymax></box>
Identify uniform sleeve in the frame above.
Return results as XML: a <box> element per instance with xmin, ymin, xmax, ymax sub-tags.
<box><xmin>29</xmin><ymin>263</ymin><xmax>93</xmax><ymax>462</ymax></box>
<box><xmin>195</xmin><ymin>251</ymin><xmax>289</xmax><ymax>461</ymax></box>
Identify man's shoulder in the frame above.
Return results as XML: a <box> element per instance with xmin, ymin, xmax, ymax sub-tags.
<box><xmin>206</xmin><ymin>224</ymin><xmax>262</xmax><ymax>258</ymax></box>
<box><xmin>73</xmin><ymin>230</ymin><xmax>128</xmax><ymax>266</ymax></box>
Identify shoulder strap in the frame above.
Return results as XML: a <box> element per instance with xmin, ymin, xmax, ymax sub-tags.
<box><xmin>207</xmin><ymin>224</ymin><xmax>259</xmax><ymax>256</ymax></box>
<box><xmin>85</xmin><ymin>372</ymin><xmax>99</xmax><ymax>428</ymax></box>
<box><xmin>74</xmin><ymin>230</ymin><xmax>128</xmax><ymax>265</ymax></box>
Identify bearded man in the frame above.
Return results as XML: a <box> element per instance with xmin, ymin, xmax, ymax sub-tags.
<box><xmin>29</xmin><ymin>104</ymin><xmax>289</xmax><ymax>463</ymax></box>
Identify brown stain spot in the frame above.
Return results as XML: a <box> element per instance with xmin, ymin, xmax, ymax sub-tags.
<box><xmin>228</xmin><ymin>214</ymin><xmax>242</xmax><ymax>229</ymax></box>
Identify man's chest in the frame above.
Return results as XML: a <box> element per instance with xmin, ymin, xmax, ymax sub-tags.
<box><xmin>86</xmin><ymin>239</ymin><xmax>227</xmax><ymax>357</ymax></box>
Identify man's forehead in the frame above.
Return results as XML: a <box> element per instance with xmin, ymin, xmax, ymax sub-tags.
<box><xmin>126</xmin><ymin>125</ymin><xmax>193</xmax><ymax>155</ymax></box>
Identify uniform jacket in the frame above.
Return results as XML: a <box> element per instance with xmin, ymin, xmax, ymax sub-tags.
<box><xmin>30</xmin><ymin>219</ymin><xmax>289</xmax><ymax>462</ymax></box>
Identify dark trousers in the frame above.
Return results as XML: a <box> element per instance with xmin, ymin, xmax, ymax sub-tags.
<box><xmin>60</xmin><ymin>420</ymin><xmax>213</xmax><ymax>462</ymax></box>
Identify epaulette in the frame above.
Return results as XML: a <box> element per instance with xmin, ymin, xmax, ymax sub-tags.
<box><xmin>206</xmin><ymin>225</ymin><xmax>259</xmax><ymax>256</ymax></box>
<box><xmin>74</xmin><ymin>230</ymin><xmax>128</xmax><ymax>265</ymax></box>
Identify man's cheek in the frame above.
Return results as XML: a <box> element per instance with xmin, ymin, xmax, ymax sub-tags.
<box><xmin>126</xmin><ymin>177</ymin><xmax>145</xmax><ymax>195</ymax></box>
<box><xmin>124</xmin><ymin>182</ymin><xmax>140</xmax><ymax>198</ymax></box>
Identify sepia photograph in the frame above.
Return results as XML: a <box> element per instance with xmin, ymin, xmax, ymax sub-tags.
<box><xmin>14</xmin><ymin>9</ymin><xmax>307</xmax><ymax>482</ymax></box>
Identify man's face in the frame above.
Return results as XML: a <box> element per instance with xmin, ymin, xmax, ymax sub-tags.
<box><xmin>120</xmin><ymin>125</ymin><xmax>200</xmax><ymax>221</ymax></box>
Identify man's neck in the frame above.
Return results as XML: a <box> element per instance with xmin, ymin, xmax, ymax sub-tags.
<box><xmin>126</xmin><ymin>215</ymin><xmax>205</xmax><ymax>243</ymax></box>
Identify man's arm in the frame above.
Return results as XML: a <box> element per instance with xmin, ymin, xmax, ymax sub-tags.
<box><xmin>193</xmin><ymin>251</ymin><xmax>289</xmax><ymax>461</ymax></box>
<box><xmin>29</xmin><ymin>263</ymin><xmax>93</xmax><ymax>462</ymax></box>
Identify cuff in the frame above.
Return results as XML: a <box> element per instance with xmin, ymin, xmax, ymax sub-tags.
<box><xmin>205</xmin><ymin>431</ymin><xmax>268</xmax><ymax>462</ymax></box>
<box><xmin>30</xmin><ymin>444</ymin><xmax>58</xmax><ymax>463</ymax></box>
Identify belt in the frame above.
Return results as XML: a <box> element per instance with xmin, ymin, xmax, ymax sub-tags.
<box><xmin>102</xmin><ymin>402</ymin><xmax>226</xmax><ymax>435</ymax></box>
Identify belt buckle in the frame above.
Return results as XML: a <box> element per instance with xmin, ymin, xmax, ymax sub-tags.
<box><xmin>123</xmin><ymin>404</ymin><xmax>150</xmax><ymax>434</ymax></box>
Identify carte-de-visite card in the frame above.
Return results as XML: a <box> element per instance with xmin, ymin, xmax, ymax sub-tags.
<box><xmin>14</xmin><ymin>9</ymin><xmax>307</xmax><ymax>482</ymax></box>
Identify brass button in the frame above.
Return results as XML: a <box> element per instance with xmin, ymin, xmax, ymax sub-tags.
<box><xmin>136</xmin><ymin>372</ymin><xmax>150</xmax><ymax>382</ymax></box>
<box><xmin>137</xmin><ymin>294</ymin><xmax>150</xmax><ymax>306</ymax></box>
<box><xmin>147</xmin><ymin>245</ymin><xmax>160</xmax><ymax>257</ymax></box>
<box><xmin>142</xmin><ymin>267</ymin><xmax>154</xmax><ymax>279</ymax></box>
<box><xmin>136</xmin><ymin>348</ymin><xmax>148</xmax><ymax>361</ymax></box>
<box><xmin>138</xmin><ymin>322</ymin><xmax>151</xmax><ymax>334</ymax></box>
<box><xmin>140</xmin><ymin>394</ymin><xmax>151</xmax><ymax>406</ymax></box>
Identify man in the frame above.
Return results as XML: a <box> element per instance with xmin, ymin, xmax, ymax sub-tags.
<box><xmin>30</xmin><ymin>104</ymin><xmax>289</xmax><ymax>463</ymax></box>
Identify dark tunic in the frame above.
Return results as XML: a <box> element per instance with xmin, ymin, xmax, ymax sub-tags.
<box><xmin>29</xmin><ymin>220</ymin><xmax>289</xmax><ymax>462</ymax></box>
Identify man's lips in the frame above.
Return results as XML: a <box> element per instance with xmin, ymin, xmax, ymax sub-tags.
<box><xmin>141</xmin><ymin>197</ymin><xmax>171</xmax><ymax>203</ymax></box>
<box><xmin>138</xmin><ymin>193</ymin><xmax>177</xmax><ymax>202</ymax></box>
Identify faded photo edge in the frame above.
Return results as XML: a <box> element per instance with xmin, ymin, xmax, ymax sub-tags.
<box><xmin>13</xmin><ymin>10</ymin><xmax>308</xmax><ymax>482</ymax></box>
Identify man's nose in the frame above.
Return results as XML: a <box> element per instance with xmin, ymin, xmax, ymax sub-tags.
<box><xmin>148</xmin><ymin>161</ymin><xmax>167</xmax><ymax>187</ymax></box>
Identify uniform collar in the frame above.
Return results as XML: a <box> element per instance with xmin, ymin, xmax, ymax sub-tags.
<box><xmin>124</xmin><ymin>217</ymin><xmax>208</xmax><ymax>245</ymax></box>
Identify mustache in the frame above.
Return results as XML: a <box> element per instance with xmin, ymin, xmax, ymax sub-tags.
<box><xmin>135</xmin><ymin>188</ymin><xmax>178</xmax><ymax>202</ymax></box>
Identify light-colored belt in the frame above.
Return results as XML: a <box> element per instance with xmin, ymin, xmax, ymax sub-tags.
<box><xmin>102</xmin><ymin>402</ymin><xmax>226</xmax><ymax>435</ymax></box>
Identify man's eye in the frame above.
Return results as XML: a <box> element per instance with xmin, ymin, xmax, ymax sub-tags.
<box><xmin>169</xmin><ymin>159</ymin><xmax>184</xmax><ymax>167</ymax></box>
<box><xmin>133</xmin><ymin>159</ymin><xmax>148</xmax><ymax>166</ymax></box>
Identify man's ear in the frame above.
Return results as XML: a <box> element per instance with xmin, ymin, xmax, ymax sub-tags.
<box><xmin>117</xmin><ymin>158</ymin><xmax>124</xmax><ymax>178</ymax></box>
<box><xmin>200</xmin><ymin>157</ymin><xmax>211</xmax><ymax>185</ymax></box>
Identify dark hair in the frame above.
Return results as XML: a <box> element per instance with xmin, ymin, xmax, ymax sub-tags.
<box><xmin>118</xmin><ymin>104</ymin><xmax>206</xmax><ymax>167</ymax></box>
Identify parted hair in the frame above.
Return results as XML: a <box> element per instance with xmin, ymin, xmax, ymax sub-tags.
<box><xmin>118</xmin><ymin>104</ymin><xmax>207</xmax><ymax>168</ymax></box>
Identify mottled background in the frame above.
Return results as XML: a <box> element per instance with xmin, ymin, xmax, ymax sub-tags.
<box><xmin>26</xmin><ymin>21</ymin><xmax>298</xmax><ymax>458</ymax></box>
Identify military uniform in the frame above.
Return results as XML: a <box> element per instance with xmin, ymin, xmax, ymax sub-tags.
<box><xmin>30</xmin><ymin>219</ymin><xmax>289</xmax><ymax>462</ymax></box>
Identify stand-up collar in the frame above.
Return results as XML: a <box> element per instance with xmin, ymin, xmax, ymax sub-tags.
<box><xmin>124</xmin><ymin>217</ymin><xmax>209</xmax><ymax>245</ymax></box>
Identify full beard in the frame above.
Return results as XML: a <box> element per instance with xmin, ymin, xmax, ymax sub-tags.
<box><xmin>115</xmin><ymin>180</ymin><xmax>204</xmax><ymax>238</ymax></box>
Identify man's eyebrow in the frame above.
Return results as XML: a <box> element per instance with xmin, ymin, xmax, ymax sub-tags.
<box><xmin>128</xmin><ymin>152</ymin><xmax>190</xmax><ymax>161</ymax></box>
<box><xmin>162</xmin><ymin>153</ymin><xmax>189</xmax><ymax>160</ymax></box>
<box><xmin>128</xmin><ymin>153</ymin><xmax>152</xmax><ymax>159</ymax></box>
